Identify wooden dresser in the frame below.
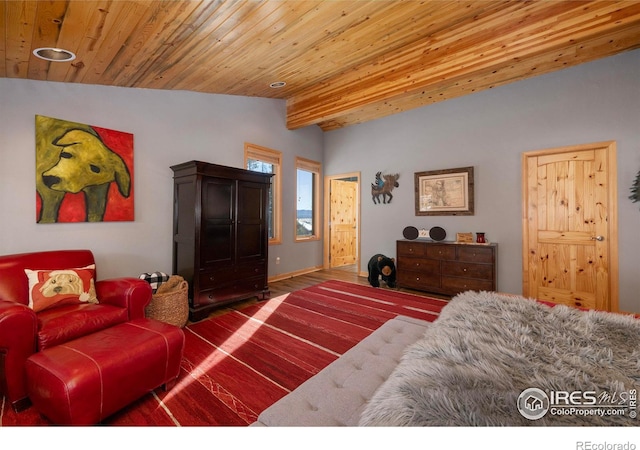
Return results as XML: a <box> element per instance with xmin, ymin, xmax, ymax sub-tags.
<box><xmin>171</xmin><ymin>161</ymin><xmax>272</xmax><ymax>322</ymax></box>
<box><xmin>396</xmin><ymin>240</ymin><xmax>498</xmax><ymax>297</ymax></box>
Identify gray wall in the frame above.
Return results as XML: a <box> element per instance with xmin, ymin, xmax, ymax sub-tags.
<box><xmin>324</xmin><ymin>49</ymin><xmax>640</xmax><ymax>312</ymax></box>
<box><xmin>1</xmin><ymin>49</ymin><xmax>638</xmax><ymax>312</ymax></box>
<box><xmin>0</xmin><ymin>79</ymin><xmax>324</xmax><ymax>280</ymax></box>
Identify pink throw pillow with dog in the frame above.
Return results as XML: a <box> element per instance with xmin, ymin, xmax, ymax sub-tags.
<box><xmin>24</xmin><ymin>264</ymin><xmax>98</xmax><ymax>312</ymax></box>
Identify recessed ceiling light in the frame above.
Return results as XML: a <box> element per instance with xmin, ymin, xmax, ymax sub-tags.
<box><xmin>33</xmin><ymin>47</ymin><xmax>76</xmax><ymax>62</ymax></box>
<box><xmin>269</xmin><ymin>81</ymin><xmax>286</xmax><ymax>88</ymax></box>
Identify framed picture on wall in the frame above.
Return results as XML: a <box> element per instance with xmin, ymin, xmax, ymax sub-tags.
<box><xmin>414</xmin><ymin>166</ymin><xmax>474</xmax><ymax>216</ymax></box>
<box><xmin>35</xmin><ymin>115</ymin><xmax>134</xmax><ymax>223</ymax></box>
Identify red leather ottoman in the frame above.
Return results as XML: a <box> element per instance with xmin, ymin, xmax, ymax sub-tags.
<box><xmin>25</xmin><ymin>318</ymin><xmax>184</xmax><ymax>425</ymax></box>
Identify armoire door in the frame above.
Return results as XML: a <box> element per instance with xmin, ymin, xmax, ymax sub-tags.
<box><xmin>201</xmin><ymin>177</ymin><xmax>234</xmax><ymax>267</ymax></box>
<box><xmin>236</xmin><ymin>180</ymin><xmax>267</xmax><ymax>263</ymax></box>
<box><xmin>522</xmin><ymin>141</ymin><xmax>618</xmax><ymax>311</ymax></box>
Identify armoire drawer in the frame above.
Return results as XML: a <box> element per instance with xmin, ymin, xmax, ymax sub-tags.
<box><xmin>235</xmin><ymin>262</ymin><xmax>266</xmax><ymax>278</ymax></box>
<box><xmin>199</xmin><ymin>263</ymin><xmax>265</xmax><ymax>289</ymax></box>
<box><xmin>199</xmin><ymin>267</ymin><xmax>234</xmax><ymax>288</ymax></box>
<box><xmin>196</xmin><ymin>276</ymin><xmax>266</xmax><ymax>307</ymax></box>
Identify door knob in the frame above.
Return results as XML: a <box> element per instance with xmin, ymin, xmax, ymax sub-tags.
<box><xmin>590</xmin><ymin>235</ymin><xmax>604</xmax><ymax>241</ymax></box>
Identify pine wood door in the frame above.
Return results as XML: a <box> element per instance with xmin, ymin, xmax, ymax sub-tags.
<box><xmin>522</xmin><ymin>141</ymin><xmax>618</xmax><ymax>311</ymax></box>
<box><xmin>324</xmin><ymin>176</ymin><xmax>359</xmax><ymax>269</ymax></box>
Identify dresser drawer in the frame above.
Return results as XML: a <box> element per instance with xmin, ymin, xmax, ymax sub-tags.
<box><xmin>397</xmin><ymin>270</ymin><xmax>440</xmax><ymax>290</ymax></box>
<box><xmin>442</xmin><ymin>261</ymin><xmax>493</xmax><ymax>279</ymax></box>
<box><xmin>425</xmin><ymin>245</ymin><xmax>455</xmax><ymax>260</ymax></box>
<box><xmin>441</xmin><ymin>276</ymin><xmax>494</xmax><ymax>293</ymax></box>
<box><xmin>397</xmin><ymin>241</ymin><xmax>426</xmax><ymax>257</ymax></box>
<box><xmin>396</xmin><ymin>240</ymin><xmax>497</xmax><ymax>297</ymax></box>
<box><xmin>457</xmin><ymin>246</ymin><xmax>495</xmax><ymax>264</ymax></box>
<box><xmin>396</xmin><ymin>257</ymin><xmax>440</xmax><ymax>273</ymax></box>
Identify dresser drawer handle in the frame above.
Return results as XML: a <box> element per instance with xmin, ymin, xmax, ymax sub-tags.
<box><xmin>209</xmin><ymin>276</ymin><xmax>215</xmax><ymax>281</ymax></box>
<box><xmin>208</xmin><ymin>293</ymin><xmax>214</xmax><ymax>299</ymax></box>
<box><xmin>415</xmin><ymin>277</ymin><xmax>420</xmax><ymax>281</ymax></box>
<box><xmin>463</xmin><ymin>268</ymin><xmax>467</xmax><ymax>272</ymax></box>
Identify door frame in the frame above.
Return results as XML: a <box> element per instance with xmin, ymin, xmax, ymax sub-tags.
<box><xmin>521</xmin><ymin>141</ymin><xmax>619</xmax><ymax>311</ymax></box>
<box><xmin>323</xmin><ymin>172</ymin><xmax>361</xmax><ymax>270</ymax></box>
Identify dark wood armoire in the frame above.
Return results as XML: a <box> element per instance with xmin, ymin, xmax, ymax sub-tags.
<box><xmin>171</xmin><ymin>161</ymin><xmax>272</xmax><ymax>322</ymax></box>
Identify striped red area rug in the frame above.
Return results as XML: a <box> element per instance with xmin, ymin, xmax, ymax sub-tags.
<box><xmin>1</xmin><ymin>280</ymin><xmax>447</xmax><ymax>426</ymax></box>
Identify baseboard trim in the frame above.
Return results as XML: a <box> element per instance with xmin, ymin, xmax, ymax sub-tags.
<box><xmin>269</xmin><ymin>265</ymin><xmax>323</xmax><ymax>283</ymax></box>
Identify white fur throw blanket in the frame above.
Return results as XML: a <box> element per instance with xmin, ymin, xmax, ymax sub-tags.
<box><xmin>359</xmin><ymin>291</ymin><xmax>640</xmax><ymax>426</ymax></box>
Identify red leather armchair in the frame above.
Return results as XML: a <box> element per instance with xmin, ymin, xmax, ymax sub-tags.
<box><xmin>0</xmin><ymin>249</ymin><xmax>152</xmax><ymax>411</ymax></box>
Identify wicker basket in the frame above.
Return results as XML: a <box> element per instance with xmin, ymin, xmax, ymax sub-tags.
<box><xmin>145</xmin><ymin>279</ymin><xmax>189</xmax><ymax>328</ymax></box>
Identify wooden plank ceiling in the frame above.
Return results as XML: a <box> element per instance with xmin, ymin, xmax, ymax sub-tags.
<box><xmin>2</xmin><ymin>1</ymin><xmax>640</xmax><ymax>131</ymax></box>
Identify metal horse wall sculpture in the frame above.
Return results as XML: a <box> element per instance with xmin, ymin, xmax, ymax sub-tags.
<box><xmin>371</xmin><ymin>172</ymin><xmax>400</xmax><ymax>204</ymax></box>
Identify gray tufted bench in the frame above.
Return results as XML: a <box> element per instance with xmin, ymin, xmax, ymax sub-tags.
<box><xmin>251</xmin><ymin>315</ymin><xmax>431</xmax><ymax>426</ymax></box>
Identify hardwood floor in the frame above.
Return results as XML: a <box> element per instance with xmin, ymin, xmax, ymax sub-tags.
<box><xmin>268</xmin><ymin>264</ymin><xmax>450</xmax><ymax>298</ymax></box>
<box><xmin>268</xmin><ymin>265</ymin><xmax>368</xmax><ymax>297</ymax></box>
<box><xmin>201</xmin><ymin>264</ymin><xmax>449</xmax><ymax>320</ymax></box>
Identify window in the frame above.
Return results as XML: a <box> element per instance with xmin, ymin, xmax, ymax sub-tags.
<box><xmin>295</xmin><ymin>157</ymin><xmax>321</xmax><ymax>241</ymax></box>
<box><xmin>245</xmin><ymin>143</ymin><xmax>282</xmax><ymax>244</ymax></box>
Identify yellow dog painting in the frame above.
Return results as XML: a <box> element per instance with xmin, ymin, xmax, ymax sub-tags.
<box><xmin>35</xmin><ymin>115</ymin><xmax>133</xmax><ymax>222</ymax></box>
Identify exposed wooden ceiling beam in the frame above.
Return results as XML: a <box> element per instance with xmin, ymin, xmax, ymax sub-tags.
<box><xmin>286</xmin><ymin>1</ymin><xmax>640</xmax><ymax>130</ymax></box>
